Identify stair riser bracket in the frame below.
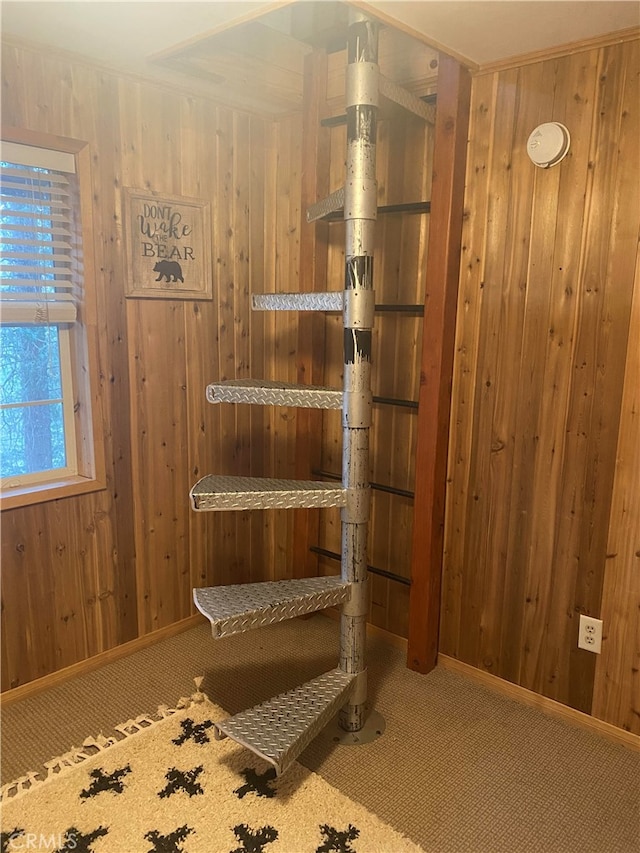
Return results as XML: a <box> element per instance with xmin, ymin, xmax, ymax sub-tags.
<box><xmin>346</xmin><ymin>61</ymin><xmax>379</xmax><ymax>109</ymax></box>
<box><xmin>343</xmin><ymin>489</ymin><xmax>371</xmax><ymax>524</ymax></box>
<box><xmin>343</xmin><ymin>391</ymin><xmax>372</xmax><ymax>428</ymax></box>
<box><xmin>344</xmin><ymin>285</ymin><xmax>375</xmax><ymax>328</ymax></box>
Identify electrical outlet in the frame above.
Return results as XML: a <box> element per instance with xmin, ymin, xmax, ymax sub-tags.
<box><xmin>578</xmin><ymin>615</ymin><xmax>603</xmax><ymax>654</ymax></box>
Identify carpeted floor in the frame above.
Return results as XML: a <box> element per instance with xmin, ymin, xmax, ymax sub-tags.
<box><xmin>3</xmin><ymin>693</ymin><xmax>423</xmax><ymax>853</ymax></box>
<box><xmin>2</xmin><ymin>615</ymin><xmax>639</xmax><ymax>853</ymax></box>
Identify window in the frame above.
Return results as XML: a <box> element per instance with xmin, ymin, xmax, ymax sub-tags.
<box><xmin>1</xmin><ymin>135</ymin><xmax>104</xmax><ymax>507</ymax></box>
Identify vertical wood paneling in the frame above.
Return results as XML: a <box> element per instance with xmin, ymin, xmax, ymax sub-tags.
<box><xmin>501</xmin><ymin>56</ymin><xmax>587</xmax><ymax>689</ymax></box>
<box><xmin>293</xmin><ymin>49</ymin><xmax>331</xmax><ymax>581</ymax></box>
<box><xmin>128</xmin><ymin>301</ymin><xmax>190</xmax><ymax>633</ymax></box>
<box><xmin>592</xmin><ymin>43</ymin><xmax>640</xmax><ymax>733</ymax></box>
<box><xmin>261</xmin><ymin>113</ymin><xmax>305</xmax><ymax>580</ymax></box>
<box><xmin>1</xmin><ymin>46</ymin><xmax>139</xmax><ymax>689</ymax></box>
<box><xmin>592</xmin><ymin>248</ymin><xmax>640</xmax><ymax>733</ymax></box>
<box><xmin>89</xmin><ymin>69</ymin><xmax>139</xmax><ymax>647</ymax></box>
<box><xmin>442</xmin><ymin>39</ymin><xmax>640</xmax><ymax>729</ymax></box>
<box><xmin>440</xmin><ymin>71</ymin><xmax>495</xmax><ymax>660</ymax></box>
<box><xmin>248</xmin><ymin>115</ymin><xmax>268</xmax><ymax>583</ymax></box>
<box><xmin>0</xmin><ymin>43</ymin><xmax>271</xmax><ymax>688</ymax></box>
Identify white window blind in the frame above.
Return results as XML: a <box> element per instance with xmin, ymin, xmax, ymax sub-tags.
<box><xmin>1</xmin><ymin>142</ymin><xmax>80</xmax><ymax>325</ymax></box>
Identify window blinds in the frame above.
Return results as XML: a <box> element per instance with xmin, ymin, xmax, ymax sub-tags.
<box><xmin>1</xmin><ymin>141</ymin><xmax>80</xmax><ymax>325</ymax></box>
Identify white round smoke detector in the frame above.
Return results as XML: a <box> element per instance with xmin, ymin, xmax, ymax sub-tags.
<box><xmin>527</xmin><ymin>122</ymin><xmax>571</xmax><ymax>168</ymax></box>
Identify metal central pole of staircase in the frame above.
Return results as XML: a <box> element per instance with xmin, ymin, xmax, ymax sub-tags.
<box><xmin>339</xmin><ymin>11</ymin><xmax>379</xmax><ymax>733</ymax></box>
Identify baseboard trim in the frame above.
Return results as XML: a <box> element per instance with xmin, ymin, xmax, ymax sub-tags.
<box><xmin>438</xmin><ymin>654</ymin><xmax>640</xmax><ymax>753</ymax></box>
<box><xmin>5</xmin><ymin>612</ymin><xmax>634</xmax><ymax>752</ymax></box>
<box><xmin>0</xmin><ymin>613</ymin><xmax>205</xmax><ymax>708</ymax></box>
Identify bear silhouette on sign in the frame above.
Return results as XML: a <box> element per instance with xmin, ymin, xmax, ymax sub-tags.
<box><xmin>153</xmin><ymin>260</ymin><xmax>184</xmax><ymax>283</ymax></box>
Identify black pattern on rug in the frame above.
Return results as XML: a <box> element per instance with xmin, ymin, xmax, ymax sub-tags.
<box><xmin>230</xmin><ymin>823</ymin><xmax>278</xmax><ymax>853</ymax></box>
<box><xmin>234</xmin><ymin>767</ymin><xmax>277</xmax><ymax>799</ymax></box>
<box><xmin>2</xmin><ymin>699</ymin><xmax>413</xmax><ymax>853</ymax></box>
<box><xmin>1</xmin><ymin>828</ymin><xmax>24</xmax><ymax>853</ymax></box>
<box><xmin>54</xmin><ymin>825</ymin><xmax>109</xmax><ymax>852</ymax></box>
<box><xmin>316</xmin><ymin>824</ymin><xmax>360</xmax><ymax>853</ymax></box>
<box><xmin>172</xmin><ymin>717</ymin><xmax>214</xmax><ymax>746</ymax></box>
<box><xmin>158</xmin><ymin>766</ymin><xmax>204</xmax><ymax>798</ymax></box>
<box><xmin>80</xmin><ymin>764</ymin><xmax>131</xmax><ymax>799</ymax></box>
<box><xmin>144</xmin><ymin>824</ymin><xmax>194</xmax><ymax>853</ymax></box>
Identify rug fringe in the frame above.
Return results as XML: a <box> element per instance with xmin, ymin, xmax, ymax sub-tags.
<box><xmin>1</xmin><ymin>678</ymin><xmax>208</xmax><ymax>803</ymax></box>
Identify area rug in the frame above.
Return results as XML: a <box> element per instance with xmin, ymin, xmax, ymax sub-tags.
<box><xmin>1</xmin><ymin>681</ymin><xmax>423</xmax><ymax>853</ymax></box>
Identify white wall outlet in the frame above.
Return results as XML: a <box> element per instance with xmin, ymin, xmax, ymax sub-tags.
<box><xmin>578</xmin><ymin>614</ymin><xmax>603</xmax><ymax>654</ymax></box>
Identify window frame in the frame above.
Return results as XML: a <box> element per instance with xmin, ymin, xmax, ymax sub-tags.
<box><xmin>0</xmin><ymin>127</ymin><xmax>106</xmax><ymax>510</ymax></box>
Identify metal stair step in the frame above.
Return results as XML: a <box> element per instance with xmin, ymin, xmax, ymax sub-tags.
<box><xmin>206</xmin><ymin>379</ymin><xmax>342</xmax><ymax>409</ymax></box>
<box><xmin>194</xmin><ymin>576</ymin><xmax>350</xmax><ymax>639</ymax></box>
<box><xmin>379</xmin><ymin>74</ymin><xmax>436</xmax><ymax>124</ymax></box>
<box><xmin>306</xmin><ymin>186</ymin><xmax>345</xmax><ymax>223</ymax></box>
<box><xmin>252</xmin><ymin>292</ymin><xmax>343</xmax><ymax>312</ymax></box>
<box><xmin>214</xmin><ymin>668</ymin><xmax>356</xmax><ymax>776</ymax></box>
<box><xmin>190</xmin><ymin>475</ymin><xmax>347</xmax><ymax>511</ymax></box>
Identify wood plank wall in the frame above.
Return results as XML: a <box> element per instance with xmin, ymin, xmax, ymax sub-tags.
<box><xmin>441</xmin><ymin>39</ymin><xmax>640</xmax><ymax>731</ymax></box>
<box><xmin>4</xmin><ymin>34</ymin><xmax>636</xmax><ymax>739</ymax></box>
<box><xmin>0</xmin><ymin>42</ymin><xmax>303</xmax><ymax>689</ymax></box>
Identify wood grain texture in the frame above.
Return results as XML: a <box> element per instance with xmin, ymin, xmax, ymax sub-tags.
<box><xmin>0</xmin><ymin>43</ymin><xmax>273</xmax><ymax>688</ymax></box>
<box><xmin>592</xmin><ymin>42</ymin><xmax>640</xmax><ymax>732</ymax></box>
<box><xmin>407</xmin><ymin>55</ymin><xmax>471</xmax><ymax>670</ymax></box>
<box><xmin>441</xmin><ymin>39</ymin><xmax>640</xmax><ymax>729</ymax></box>
<box><xmin>0</xmin><ymin>47</ymin><xmax>139</xmax><ymax>690</ymax></box>
<box><xmin>292</xmin><ymin>49</ymin><xmax>331</xmax><ymax>580</ymax></box>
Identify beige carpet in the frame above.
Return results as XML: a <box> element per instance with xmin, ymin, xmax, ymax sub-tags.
<box><xmin>2</xmin><ymin>615</ymin><xmax>639</xmax><ymax>853</ymax></box>
<box><xmin>2</xmin><ymin>688</ymin><xmax>421</xmax><ymax>853</ymax></box>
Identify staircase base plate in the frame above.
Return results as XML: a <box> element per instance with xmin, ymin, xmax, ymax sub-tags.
<box><xmin>321</xmin><ymin>708</ymin><xmax>386</xmax><ymax>746</ymax></box>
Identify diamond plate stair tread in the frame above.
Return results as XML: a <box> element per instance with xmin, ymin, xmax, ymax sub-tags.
<box><xmin>379</xmin><ymin>74</ymin><xmax>437</xmax><ymax>124</ymax></box>
<box><xmin>306</xmin><ymin>186</ymin><xmax>345</xmax><ymax>222</ymax></box>
<box><xmin>206</xmin><ymin>379</ymin><xmax>342</xmax><ymax>409</ymax></box>
<box><xmin>214</xmin><ymin>668</ymin><xmax>356</xmax><ymax>776</ymax></box>
<box><xmin>194</xmin><ymin>577</ymin><xmax>351</xmax><ymax>639</ymax></box>
<box><xmin>190</xmin><ymin>476</ymin><xmax>347</xmax><ymax>511</ymax></box>
<box><xmin>252</xmin><ymin>292</ymin><xmax>344</xmax><ymax>312</ymax></box>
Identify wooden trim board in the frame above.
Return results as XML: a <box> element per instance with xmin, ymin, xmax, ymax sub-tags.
<box><xmin>3</xmin><ymin>601</ymin><xmax>635</xmax><ymax>754</ymax></box>
<box><xmin>439</xmin><ymin>654</ymin><xmax>640</xmax><ymax>753</ymax></box>
<box><xmin>0</xmin><ymin>614</ymin><xmax>205</xmax><ymax>707</ymax></box>
<box><xmin>477</xmin><ymin>26</ymin><xmax>640</xmax><ymax>75</ymax></box>
<box><xmin>319</xmin><ymin>613</ymin><xmax>636</xmax><ymax>750</ymax></box>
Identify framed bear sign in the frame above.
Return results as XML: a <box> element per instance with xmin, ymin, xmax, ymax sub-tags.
<box><xmin>123</xmin><ymin>188</ymin><xmax>212</xmax><ymax>300</ymax></box>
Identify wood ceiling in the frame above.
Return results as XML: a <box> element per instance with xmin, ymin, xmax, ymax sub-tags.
<box><xmin>152</xmin><ymin>3</ymin><xmax>439</xmax><ymax>115</ymax></box>
<box><xmin>1</xmin><ymin>1</ymin><xmax>637</xmax><ymax>115</ymax></box>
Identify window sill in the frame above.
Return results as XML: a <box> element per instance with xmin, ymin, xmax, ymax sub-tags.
<box><xmin>0</xmin><ymin>474</ymin><xmax>106</xmax><ymax>511</ymax></box>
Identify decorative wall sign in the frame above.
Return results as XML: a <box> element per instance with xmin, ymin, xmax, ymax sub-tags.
<box><xmin>123</xmin><ymin>189</ymin><xmax>212</xmax><ymax>299</ymax></box>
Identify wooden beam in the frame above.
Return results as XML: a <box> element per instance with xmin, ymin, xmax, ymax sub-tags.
<box><xmin>407</xmin><ymin>55</ymin><xmax>471</xmax><ymax>673</ymax></box>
